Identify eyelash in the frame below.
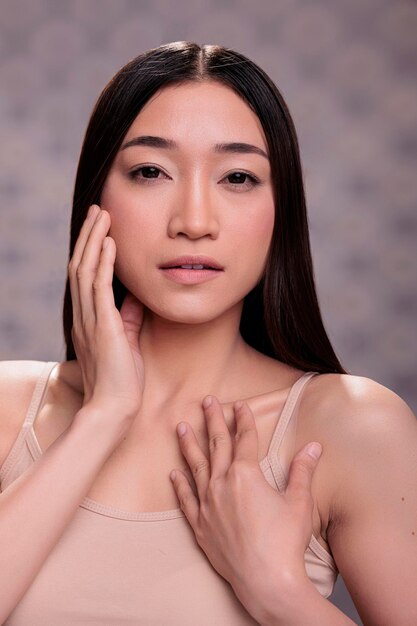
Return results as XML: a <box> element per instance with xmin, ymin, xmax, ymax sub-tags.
<box><xmin>128</xmin><ymin>165</ymin><xmax>261</xmax><ymax>191</ymax></box>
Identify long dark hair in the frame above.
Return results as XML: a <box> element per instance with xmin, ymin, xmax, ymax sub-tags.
<box><xmin>63</xmin><ymin>41</ymin><xmax>348</xmax><ymax>375</ymax></box>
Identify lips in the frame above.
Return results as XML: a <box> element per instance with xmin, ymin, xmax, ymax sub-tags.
<box><xmin>159</xmin><ymin>255</ymin><xmax>224</xmax><ymax>270</ymax></box>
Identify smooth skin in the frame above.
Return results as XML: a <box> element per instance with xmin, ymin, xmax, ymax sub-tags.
<box><xmin>1</xmin><ymin>80</ymin><xmax>416</xmax><ymax>624</ymax></box>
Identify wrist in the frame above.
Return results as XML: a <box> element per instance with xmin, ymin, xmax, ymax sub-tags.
<box><xmin>231</xmin><ymin>565</ymin><xmax>306</xmax><ymax>625</ymax></box>
<box><xmin>249</xmin><ymin>571</ymin><xmax>355</xmax><ymax>626</ymax></box>
<box><xmin>71</xmin><ymin>405</ymin><xmax>132</xmax><ymax>448</ymax></box>
<box><xmin>262</xmin><ymin>576</ymin><xmax>309</xmax><ymax>626</ymax></box>
<box><xmin>253</xmin><ymin>569</ymin><xmax>313</xmax><ymax>626</ymax></box>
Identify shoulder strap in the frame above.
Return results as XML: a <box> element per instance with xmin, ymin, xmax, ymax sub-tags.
<box><xmin>0</xmin><ymin>361</ymin><xmax>59</xmax><ymax>484</ymax></box>
<box><xmin>23</xmin><ymin>361</ymin><xmax>59</xmax><ymax>428</ymax></box>
<box><xmin>268</xmin><ymin>371</ymin><xmax>319</xmax><ymax>455</ymax></box>
<box><xmin>267</xmin><ymin>371</ymin><xmax>319</xmax><ymax>490</ymax></box>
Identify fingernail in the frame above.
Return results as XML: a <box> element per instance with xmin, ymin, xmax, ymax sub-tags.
<box><xmin>306</xmin><ymin>442</ymin><xmax>322</xmax><ymax>460</ymax></box>
<box><xmin>203</xmin><ymin>396</ymin><xmax>212</xmax><ymax>409</ymax></box>
<box><xmin>177</xmin><ymin>422</ymin><xmax>187</xmax><ymax>437</ymax></box>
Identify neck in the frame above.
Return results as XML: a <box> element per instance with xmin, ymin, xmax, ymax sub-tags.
<box><xmin>65</xmin><ymin>301</ymin><xmax>294</xmax><ymax>425</ymax></box>
<box><xmin>139</xmin><ymin>300</ymin><xmax>252</xmax><ymax>410</ymax></box>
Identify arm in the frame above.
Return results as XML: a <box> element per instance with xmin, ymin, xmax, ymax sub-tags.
<box><xmin>0</xmin><ymin>206</ymin><xmax>145</xmax><ymax>621</ymax></box>
<box><xmin>325</xmin><ymin>381</ymin><xmax>417</xmax><ymax>625</ymax></box>
<box><xmin>0</xmin><ymin>205</ymin><xmax>144</xmax><ymax>622</ymax></box>
<box><xmin>0</xmin><ymin>403</ymin><xmax>128</xmax><ymax>622</ymax></box>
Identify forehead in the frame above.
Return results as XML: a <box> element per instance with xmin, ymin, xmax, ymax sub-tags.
<box><xmin>124</xmin><ymin>80</ymin><xmax>268</xmax><ymax>150</ymax></box>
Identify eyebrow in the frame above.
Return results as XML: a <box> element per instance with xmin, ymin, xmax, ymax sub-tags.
<box><xmin>120</xmin><ymin>135</ymin><xmax>269</xmax><ymax>160</ymax></box>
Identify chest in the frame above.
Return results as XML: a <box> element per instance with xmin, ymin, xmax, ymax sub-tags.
<box><xmin>31</xmin><ymin>381</ymin><xmax>333</xmax><ymax>555</ymax></box>
<box><xmin>34</xmin><ymin>397</ymin><xmax>288</xmax><ymax>513</ymax></box>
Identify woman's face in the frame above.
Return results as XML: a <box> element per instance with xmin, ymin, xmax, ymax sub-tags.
<box><xmin>100</xmin><ymin>80</ymin><xmax>275</xmax><ymax>324</ymax></box>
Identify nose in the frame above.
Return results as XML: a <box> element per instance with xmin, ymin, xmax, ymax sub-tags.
<box><xmin>167</xmin><ymin>175</ymin><xmax>220</xmax><ymax>240</ymax></box>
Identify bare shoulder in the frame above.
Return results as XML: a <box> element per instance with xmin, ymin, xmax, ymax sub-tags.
<box><xmin>0</xmin><ymin>360</ymin><xmax>80</xmax><ymax>470</ymax></box>
<box><xmin>0</xmin><ymin>359</ymin><xmax>48</xmax><ymax>418</ymax></box>
<box><xmin>298</xmin><ymin>371</ymin><xmax>417</xmax><ymax>519</ymax></box>
<box><xmin>298</xmin><ymin>375</ymin><xmax>417</xmax><ymax>622</ymax></box>
<box><xmin>301</xmin><ymin>371</ymin><xmax>416</xmax><ymax>445</ymax></box>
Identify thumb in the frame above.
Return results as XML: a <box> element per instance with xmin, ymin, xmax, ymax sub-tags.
<box><xmin>120</xmin><ymin>291</ymin><xmax>145</xmax><ymax>349</ymax></box>
<box><xmin>286</xmin><ymin>442</ymin><xmax>322</xmax><ymax>499</ymax></box>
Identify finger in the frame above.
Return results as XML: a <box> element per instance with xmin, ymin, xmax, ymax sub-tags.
<box><xmin>286</xmin><ymin>442</ymin><xmax>322</xmax><ymax>502</ymax></box>
<box><xmin>92</xmin><ymin>236</ymin><xmax>119</xmax><ymax>326</ymax></box>
<box><xmin>202</xmin><ymin>395</ymin><xmax>233</xmax><ymax>478</ymax></box>
<box><xmin>70</xmin><ymin>204</ymin><xmax>100</xmax><ymax>267</ymax></box>
<box><xmin>232</xmin><ymin>401</ymin><xmax>259</xmax><ymax>463</ymax></box>
<box><xmin>178</xmin><ymin>464</ymin><xmax>199</xmax><ymax>499</ymax></box>
<box><xmin>175</xmin><ymin>422</ymin><xmax>210</xmax><ymax>499</ymax></box>
<box><xmin>68</xmin><ymin>204</ymin><xmax>100</xmax><ymax>326</ymax></box>
<box><xmin>169</xmin><ymin>468</ymin><xmax>199</xmax><ymax>528</ymax></box>
<box><xmin>77</xmin><ymin>209</ymin><xmax>111</xmax><ymax>325</ymax></box>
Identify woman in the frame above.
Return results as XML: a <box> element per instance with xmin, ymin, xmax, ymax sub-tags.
<box><xmin>0</xmin><ymin>41</ymin><xmax>415</xmax><ymax>625</ymax></box>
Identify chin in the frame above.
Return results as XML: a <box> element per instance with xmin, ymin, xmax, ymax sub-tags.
<box><xmin>143</xmin><ymin>297</ymin><xmax>241</xmax><ymax>326</ymax></box>
<box><xmin>149</xmin><ymin>307</ymin><xmax>225</xmax><ymax>325</ymax></box>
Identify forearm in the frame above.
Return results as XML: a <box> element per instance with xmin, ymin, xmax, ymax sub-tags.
<box><xmin>237</xmin><ymin>572</ymin><xmax>357</xmax><ymax>626</ymax></box>
<box><xmin>0</xmin><ymin>407</ymin><xmax>125</xmax><ymax>621</ymax></box>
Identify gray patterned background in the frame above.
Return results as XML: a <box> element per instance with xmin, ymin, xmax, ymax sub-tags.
<box><xmin>1</xmin><ymin>0</ymin><xmax>416</xmax><ymax>622</ymax></box>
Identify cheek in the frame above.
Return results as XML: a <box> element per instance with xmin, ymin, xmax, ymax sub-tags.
<box><xmin>101</xmin><ymin>194</ymin><xmax>154</xmax><ymax>263</ymax></box>
<box><xmin>102</xmin><ymin>184</ymin><xmax>163</xmax><ymax>243</ymax></box>
<box><xmin>230</xmin><ymin>205</ymin><xmax>275</xmax><ymax>287</ymax></box>
<box><xmin>239</xmin><ymin>204</ymin><xmax>275</xmax><ymax>258</ymax></box>
<box><xmin>110</xmin><ymin>221</ymin><xmax>149</xmax><ymax>281</ymax></box>
<box><xmin>255</xmin><ymin>209</ymin><xmax>275</xmax><ymax>241</ymax></box>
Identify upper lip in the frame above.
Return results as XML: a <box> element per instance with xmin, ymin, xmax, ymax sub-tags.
<box><xmin>159</xmin><ymin>255</ymin><xmax>224</xmax><ymax>270</ymax></box>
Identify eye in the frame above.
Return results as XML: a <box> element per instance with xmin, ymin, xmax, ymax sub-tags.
<box><xmin>129</xmin><ymin>165</ymin><xmax>168</xmax><ymax>183</ymax></box>
<box><xmin>222</xmin><ymin>171</ymin><xmax>260</xmax><ymax>191</ymax></box>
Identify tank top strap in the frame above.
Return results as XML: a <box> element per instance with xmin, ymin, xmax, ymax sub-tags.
<box><xmin>0</xmin><ymin>361</ymin><xmax>59</xmax><ymax>485</ymax></box>
<box><xmin>266</xmin><ymin>371</ymin><xmax>319</xmax><ymax>490</ymax></box>
<box><xmin>23</xmin><ymin>361</ymin><xmax>59</xmax><ymax>428</ymax></box>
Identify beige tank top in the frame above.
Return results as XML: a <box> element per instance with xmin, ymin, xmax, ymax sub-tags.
<box><xmin>0</xmin><ymin>361</ymin><xmax>338</xmax><ymax>625</ymax></box>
